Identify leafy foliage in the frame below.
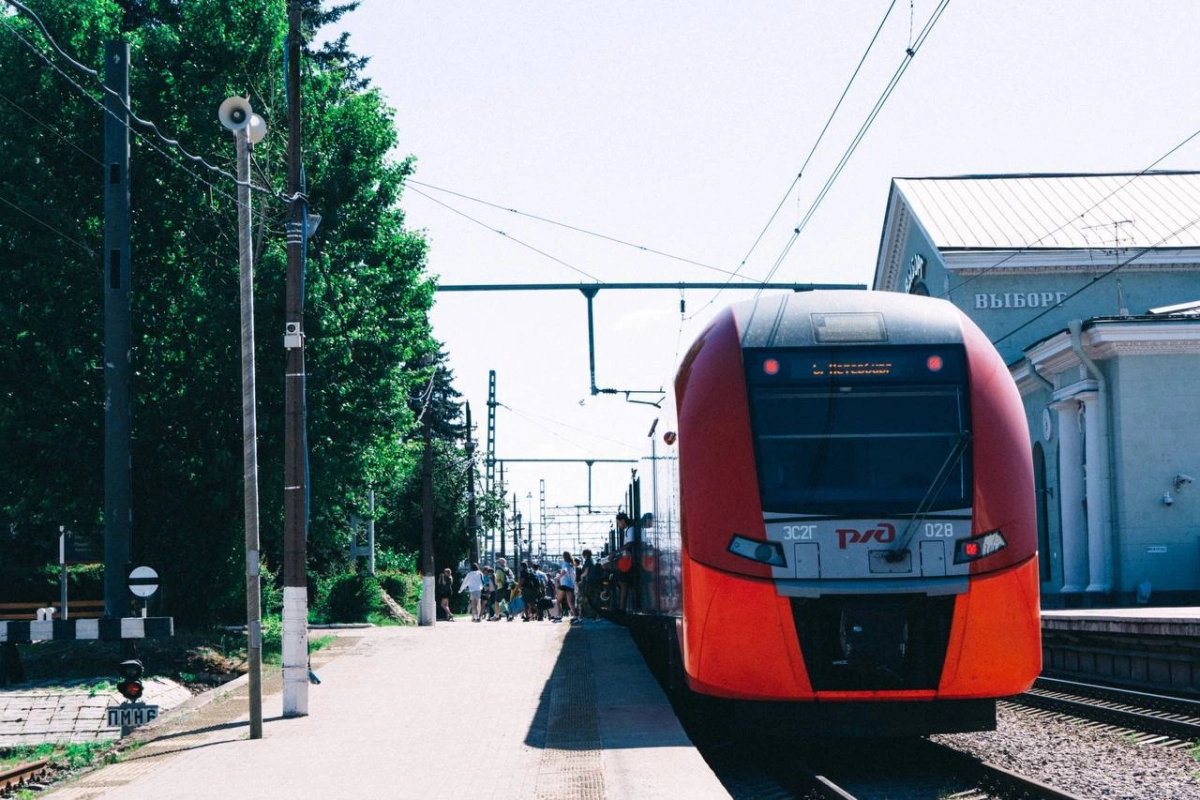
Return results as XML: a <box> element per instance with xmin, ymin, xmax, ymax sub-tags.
<box><xmin>0</xmin><ymin>0</ymin><xmax>472</xmax><ymax>624</ymax></box>
<box><xmin>319</xmin><ymin>571</ymin><xmax>380</xmax><ymax>623</ymax></box>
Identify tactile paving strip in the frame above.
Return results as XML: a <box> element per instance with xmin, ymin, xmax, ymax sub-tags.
<box><xmin>535</xmin><ymin>627</ymin><xmax>606</xmax><ymax>799</ymax></box>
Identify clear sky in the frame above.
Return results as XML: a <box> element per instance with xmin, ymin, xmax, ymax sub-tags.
<box><xmin>335</xmin><ymin>1</ymin><xmax>1200</xmax><ymax>554</ymax></box>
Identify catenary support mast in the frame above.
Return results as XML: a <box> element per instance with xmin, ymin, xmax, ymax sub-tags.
<box><xmin>282</xmin><ymin>0</ymin><xmax>310</xmax><ymax>717</ymax></box>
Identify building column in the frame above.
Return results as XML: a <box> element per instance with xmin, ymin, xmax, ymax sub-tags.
<box><xmin>1078</xmin><ymin>390</ymin><xmax>1111</xmax><ymax>593</ymax></box>
<box><xmin>1052</xmin><ymin>399</ymin><xmax>1086</xmax><ymax>593</ymax></box>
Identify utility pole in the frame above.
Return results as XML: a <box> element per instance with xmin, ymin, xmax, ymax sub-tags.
<box><xmin>497</xmin><ymin>463</ymin><xmax>505</xmax><ymax>565</ymax></box>
<box><xmin>465</xmin><ymin>403</ymin><xmax>479</xmax><ymax>564</ymax></box>
<box><xmin>281</xmin><ymin>0</ymin><xmax>309</xmax><ymax>718</ymax></box>
<box><xmin>234</xmin><ymin>112</ymin><xmax>263</xmax><ymax>741</ymax></box>
<box><xmin>419</xmin><ymin>406</ymin><xmax>435</xmax><ymax>625</ymax></box>
<box><xmin>102</xmin><ymin>40</ymin><xmax>131</xmax><ymax>622</ymax></box>
<box><xmin>486</xmin><ymin>371</ymin><xmax>497</xmax><ymax>559</ymax></box>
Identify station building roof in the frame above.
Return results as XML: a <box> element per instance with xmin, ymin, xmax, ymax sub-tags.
<box><xmin>891</xmin><ymin>171</ymin><xmax>1200</xmax><ymax>251</ymax></box>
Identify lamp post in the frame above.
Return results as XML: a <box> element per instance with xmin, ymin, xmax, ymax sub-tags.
<box><xmin>218</xmin><ymin>96</ymin><xmax>267</xmax><ymax>740</ymax></box>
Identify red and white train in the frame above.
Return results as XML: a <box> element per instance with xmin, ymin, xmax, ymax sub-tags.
<box><xmin>614</xmin><ymin>290</ymin><xmax>1041</xmax><ymax>735</ymax></box>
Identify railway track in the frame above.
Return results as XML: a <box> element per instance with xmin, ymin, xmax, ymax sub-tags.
<box><xmin>694</xmin><ymin>730</ymin><xmax>1088</xmax><ymax>800</ymax></box>
<box><xmin>0</xmin><ymin>759</ymin><xmax>49</xmax><ymax>796</ymax></box>
<box><xmin>1007</xmin><ymin>676</ymin><xmax>1200</xmax><ymax>746</ymax></box>
<box><xmin>786</xmin><ymin>739</ymin><xmax>1087</xmax><ymax>800</ymax></box>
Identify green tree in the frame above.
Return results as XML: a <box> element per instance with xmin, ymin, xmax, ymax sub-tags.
<box><xmin>0</xmin><ymin>0</ymin><xmax>468</xmax><ymax>623</ymax></box>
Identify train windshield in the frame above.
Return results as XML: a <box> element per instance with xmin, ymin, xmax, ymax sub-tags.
<box><xmin>745</xmin><ymin>345</ymin><xmax>972</xmax><ymax>516</ymax></box>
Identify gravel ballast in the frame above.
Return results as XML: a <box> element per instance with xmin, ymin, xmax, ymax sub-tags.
<box><xmin>932</xmin><ymin>704</ymin><xmax>1200</xmax><ymax>799</ymax></box>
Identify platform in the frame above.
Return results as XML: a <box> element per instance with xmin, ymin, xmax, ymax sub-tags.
<box><xmin>1041</xmin><ymin>605</ymin><xmax>1200</xmax><ymax>636</ymax></box>
<box><xmin>1040</xmin><ymin>606</ymin><xmax>1200</xmax><ymax>694</ymax></box>
<box><xmin>43</xmin><ymin>618</ymin><xmax>729</xmax><ymax>799</ymax></box>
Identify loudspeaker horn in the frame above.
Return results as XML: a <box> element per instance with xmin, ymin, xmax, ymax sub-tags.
<box><xmin>247</xmin><ymin>113</ymin><xmax>267</xmax><ymax>144</ymax></box>
<box><xmin>218</xmin><ymin>96</ymin><xmax>253</xmax><ymax>131</ymax></box>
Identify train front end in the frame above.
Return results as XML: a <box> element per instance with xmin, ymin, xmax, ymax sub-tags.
<box><xmin>674</xmin><ymin>291</ymin><xmax>1041</xmax><ymax>734</ymax></box>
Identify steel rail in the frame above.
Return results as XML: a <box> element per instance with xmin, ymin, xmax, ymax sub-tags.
<box><xmin>1008</xmin><ymin>682</ymin><xmax>1200</xmax><ymax>744</ymax></box>
<box><xmin>0</xmin><ymin>759</ymin><xmax>49</xmax><ymax>794</ymax></box>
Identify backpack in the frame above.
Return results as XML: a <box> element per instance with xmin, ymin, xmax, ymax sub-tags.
<box><xmin>522</xmin><ymin>571</ymin><xmax>541</xmax><ymax>593</ymax></box>
<box><xmin>495</xmin><ymin>568</ymin><xmax>509</xmax><ymax>590</ymax></box>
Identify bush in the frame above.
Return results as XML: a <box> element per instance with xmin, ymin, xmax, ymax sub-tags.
<box><xmin>320</xmin><ymin>572</ymin><xmax>381</xmax><ymax>623</ymax></box>
<box><xmin>377</xmin><ymin>571</ymin><xmax>421</xmax><ymax>605</ymax></box>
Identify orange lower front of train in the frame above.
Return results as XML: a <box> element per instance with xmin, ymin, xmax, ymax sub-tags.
<box><xmin>678</xmin><ymin>554</ymin><xmax>1042</xmax><ymax>703</ymax></box>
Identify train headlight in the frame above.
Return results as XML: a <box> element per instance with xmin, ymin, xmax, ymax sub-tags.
<box><xmin>953</xmin><ymin>529</ymin><xmax>1007</xmax><ymax>564</ymax></box>
<box><xmin>728</xmin><ymin>535</ymin><xmax>787</xmax><ymax>567</ymax></box>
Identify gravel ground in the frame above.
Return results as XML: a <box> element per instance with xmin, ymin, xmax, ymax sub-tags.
<box><xmin>932</xmin><ymin>704</ymin><xmax>1200</xmax><ymax>799</ymax></box>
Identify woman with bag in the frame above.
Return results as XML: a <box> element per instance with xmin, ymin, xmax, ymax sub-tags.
<box><xmin>436</xmin><ymin>568</ymin><xmax>455</xmax><ymax>621</ymax></box>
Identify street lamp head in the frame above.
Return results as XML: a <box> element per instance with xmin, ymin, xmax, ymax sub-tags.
<box><xmin>218</xmin><ymin>96</ymin><xmax>253</xmax><ymax>131</ymax></box>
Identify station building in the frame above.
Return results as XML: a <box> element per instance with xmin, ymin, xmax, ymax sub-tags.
<box><xmin>872</xmin><ymin>172</ymin><xmax>1200</xmax><ymax>607</ymax></box>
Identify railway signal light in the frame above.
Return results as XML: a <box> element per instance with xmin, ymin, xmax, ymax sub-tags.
<box><xmin>116</xmin><ymin>659</ymin><xmax>145</xmax><ymax>702</ymax></box>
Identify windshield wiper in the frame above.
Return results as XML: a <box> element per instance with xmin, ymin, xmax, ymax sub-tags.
<box><xmin>886</xmin><ymin>431</ymin><xmax>971</xmax><ymax>562</ymax></box>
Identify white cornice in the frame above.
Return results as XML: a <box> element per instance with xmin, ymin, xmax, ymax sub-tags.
<box><xmin>1021</xmin><ymin>321</ymin><xmax>1200</xmax><ymax>383</ymax></box>
<box><xmin>944</xmin><ymin>249</ymin><xmax>1200</xmax><ymax>273</ymax></box>
<box><xmin>875</xmin><ymin>191</ymin><xmax>910</xmax><ymax>291</ymax></box>
<box><xmin>1086</xmin><ymin>322</ymin><xmax>1200</xmax><ymax>356</ymax></box>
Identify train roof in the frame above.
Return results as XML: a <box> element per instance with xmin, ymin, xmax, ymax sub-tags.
<box><xmin>730</xmin><ymin>290</ymin><xmax>965</xmax><ymax>349</ymax></box>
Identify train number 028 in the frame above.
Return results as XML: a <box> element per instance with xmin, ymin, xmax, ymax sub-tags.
<box><xmin>923</xmin><ymin>522</ymin><xmax>955</xmax><ymax>538</ymax></box>
<box><xmin>781</xmin><ymin>525</ymin><xmax>815</xmax><ymax>540</ymax></box>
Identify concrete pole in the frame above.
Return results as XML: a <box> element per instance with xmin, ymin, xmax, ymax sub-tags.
<box><xmin>235</xmin><ymin>126</ymin><xmax>263</xmax><ymax>740</ymax></box>
<box><xmin>419</xmin><ymin>412</ymin><xmax>436</xmax><ymax>625</ymax></box>
<box><xmin>367</xmin><ymin>488</ymin><xmax>376</xmax><ymax>576</ymax></box>
<box><xmin>103</xmin><ymin>41</ymin><xmax>132</xmax><ymax>621</ymax></box>
<box><xmin>281</xmin><ymin>0</ymin><xmax>310</xmax><ymax>718</ymax></box>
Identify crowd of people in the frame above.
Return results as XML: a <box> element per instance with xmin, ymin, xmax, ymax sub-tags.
<box><xmin>437</xmin><ymin>550</ymin><xmax>604</xmax><ymax>624</ymax></box>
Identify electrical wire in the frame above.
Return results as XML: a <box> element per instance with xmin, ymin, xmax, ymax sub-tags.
<box><xmin>938</xmin><ymin>127</ymin><xmax>1200</xmax><ymax>300</ymax></box>
<box><xmin>757</xmin><ymin>0</ymin><xmax>951</xmax><ymax>290</ymax></box>
<box><xmin>0</xmin><ymin>191</ymin><xmax>96</xmax><ymax>256</ymax></box>
<box><xmin>0</xmin><ymin>10</ymin><xmax>284</xmax><ymax>251</ymax></box>
<box><xmin>407</xmin><ymin>179</ymin><xmax>753</xmax><ymax>280</ymax></box>
<box><xmin>993</xmin><ymin>209</ymin><xmax>1200</xmax><ymax>346</ymax></box>
<box><xmin>0</xmin><ymin>1</ymin><xmax>283</xmax><ymax>200</ymax></box>
<box><xmin>0</xmin><ymin>87</ymin><xmax>102</xmax><ymax>165</ymax></box>
<box><xmin>688</xmin><ymin>0</ymin><xmax>899</xmax><ymax>320</ymax></box>
<box><xmin>408</xmin><ymin>185</ymin><xmax>604</xmax><ymax>283</ymax></box>
<box><xmin>498</xmin><ymin>402</ymin><xmax>641</xmax><ymax>453</ymax></box>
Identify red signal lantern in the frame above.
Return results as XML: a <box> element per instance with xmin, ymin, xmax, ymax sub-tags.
<box><xmin>116</xmin><ymin>659</ymin><xmax>145</xmax><ymax>702</ymax></box>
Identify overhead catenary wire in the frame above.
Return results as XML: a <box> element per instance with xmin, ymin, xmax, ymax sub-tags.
<box><xmin>0</xmin><ymin>191</ymin><xmax>97</xmax><ymax>256</ymax></box>
<box><xmin>992</xmin><ymin>209</ymin><xmax>1200</xmax><ymax>347</ymax></box>
<box><xmin>937</xmin><ymin>126</ymin><xmax>1200</xmax><ymax>300</ymax></box>
<box><xmin>0</xmin><ymin>87</ymin><xmax>102</xmax><ymax>165</ymax></box>
<box><xmin>408</xmin><ymin>185</ymin><xmax>604</xmax><ymax>283</ymax></box>
<box><xmin>498</xmin><ymin>402</ymin><xmax>641</xmax><ymax>454</ymax></box>
<box><xmin>0</xmin><ymin>0</ymin><xmax>284</xmax><ymax>201</ymax></box>
<box><xmin>0</xmin><ymin>15</ymin><xmax>247</xmax><ymax>210</ymax></box>
<box><xmin>756</xmin><ymin>0</ymin><xmax>951</xmax><ymax>291</ymax></box>
<box><xmin>688</xmin><ymin>0</ymin><xmax>900</xmax><ymax>319</ymax></box>
<box><xmin>407</xmin><ymin>179</ymin><xmax>754</xmax><ymax>281</ymax></box>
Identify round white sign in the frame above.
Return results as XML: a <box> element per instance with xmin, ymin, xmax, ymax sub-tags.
<box><xmin>128</xmin><ymin>566</ymin><xmax>160</xmax><ymax>598</ymax></box>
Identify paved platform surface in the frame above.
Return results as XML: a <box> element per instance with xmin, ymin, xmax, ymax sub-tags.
<box><xmin>1042</xmin><ymin>606</ymin><xmax>1200</xmax><ymax>636</ymax></box>
<box><xmin>43</xmin><ymin>619</ymin><xmax>729</xmax><ymax>799</ymax></box>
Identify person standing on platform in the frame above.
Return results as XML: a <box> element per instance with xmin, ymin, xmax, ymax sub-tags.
<box><xmin>555</xmin><ymin>550</ymin><xmax>578</xmax><ymax>624</ymax></box>
<box><xmin>519</xmin><ymin>563</ymin><xmax>541</xmax><ymax>621</ymax></box>
<box><xmin>481</xmin><ymin>566</ymin><xmax>497</xmax><ymax>620</ymax></box>
<box><xmin>436</xmin><ymin>567</ymin><xmax>456</xmax><ymax>621</ymax></box>
<box><xmin>579</xmin><ymin>549</ymin><xmax>600</xmax><ymax>619</ymax></box>
<box><xmin>493</xmin><ymin>557</ymin><xmax>515</xmax><ymax>621</ymax></box>
<box><xmin>614</xmin><ymin>512</ymin><xmax>634</xmax><ymax>612</ymax></box>
<box><xmin>459</xmin><ymin>562</ymin><xmax>484</xmax><ymax>622</ymax></box>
